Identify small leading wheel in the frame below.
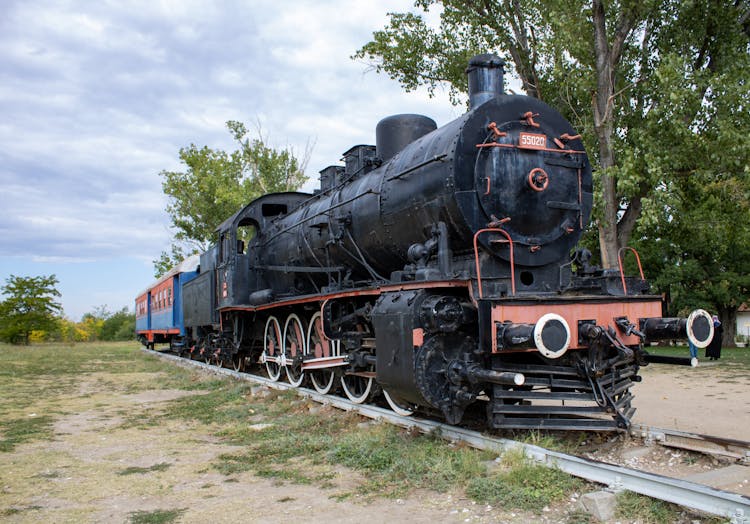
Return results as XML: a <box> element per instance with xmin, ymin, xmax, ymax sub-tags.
<box><xmin>341</xmin><ymin>370</ymin><xmax>375</xmax><ymax>404</ymax></box>
<box><xmin>232</xmin><ymin>354</ymin><xmax>245</xmax><ymax>372</ymax></box>
<box><xmin>383</xmin><ymin>390</ymin><xmax>415</xmax><ymax>417</ymax></box>
<box><xmin>263</xmin><ymin>316</ymin><xmax>282</xmax><ymax>381</ymax></box>
<box><xmin>306</xmin><ymin>311</ymin><xmax>338</xmax><ymax>394</ymax></box>
<box><xmin>283</xmin><ymin>313</ymin><xmax>306</xmax><ymax>387</ymax></box>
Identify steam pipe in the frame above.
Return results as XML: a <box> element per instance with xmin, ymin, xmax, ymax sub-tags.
<box><xmin>642</xmin><ymin>353</ymin><xmax>698</xmax><ymax>367</ymax></box>
<box><xmin>451</xmin><ymin>362</ymin><xmax>525</xmax><ymax>386</ymax></box>
<box><xmin>436</xmin><ymin>221</ymin><xmax>452</xmax><ymax>277</ymax></box>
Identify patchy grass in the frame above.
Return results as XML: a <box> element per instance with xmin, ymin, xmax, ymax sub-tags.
<box><xmin>329</xmin><ymin>425</ymin><xmax>492</xmax><ymax>496</ymax></box>
<box><xmin>0</xmin><ymin>415</ymin><xmax>54</xmax><ymax>452</ymax></box>
<box><xmin>1</xmin><ymin>340</ymin><xmax>705</xmax><ymax>523</ymax></box>
<box><xmin>128</xmin><ymin>508</ymin><xmax>186</xmax><ymax>524</ymax></box>
<box><xmin>1</xmin><ymin>505</ymin><xmax>43</xmax><ymax>517</ymax></box>
<box><xmin>117</xmin><ymin>462</ymin><xmax>172</xmax><ymax>476</ymax></box>
<box><xmin>615</xmin><ymin>491</ymin><xmax>726</xmax><ymax>523</ymax></box>
<box><xmin>163</xmin><ymin>381</ymin><xmax>497</xmax><ymax>499</ymax></box>
<box><xmin>465</xmin><ymin>449</ymin><xmax>583</xmax><ymax>512</ymax></box>
<box><xmin>645</xmin><ymin>344</ymin><xmax>750</xmax><ymax>370</ymax></box>
<box><xmin>615</xmin><ymin>491</ymin><xmax>684</xmax><ymax>523</ymax></box>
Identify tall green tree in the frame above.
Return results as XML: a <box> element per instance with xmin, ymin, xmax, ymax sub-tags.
<box><xmin>0</xmin><ymin>275</ymin><xmax>63</xmax><ymax>345</ymax></box>
<box><xmin>76</xmin><ymin>305</ymin><xmax>135</xmax><ymax>341</ymax></box>
<box><xmin>638</xmin><ymin>175</ymin><xmax>750</xmax><ymax>346</ymax></box>
<box><xmin>354</xmin><ymin>0</ymin><xmax>750</xmax><ymax>269</ymax></box>
<box><xmin>155</xmin><ymin>120</ymin><xmax>309</xmax><ymax>277</ymax></box>
<box><xmin>632</xmin><ymin>53</ymin><xmax>750</xmax><ymax>344</ymax></box>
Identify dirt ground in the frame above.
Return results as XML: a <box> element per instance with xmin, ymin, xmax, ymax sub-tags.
<box><xmin>1</xmin><ymin>356</ymin><xmax>747</xmax><ymax>523</ymax></box>
<box><xmin>632</xmin><ymin>360</ymin><xmax>750</xmax><ymax>441</ymax></box>
<box><xmin>0</xmin><ymin>373</ymin><xmax>558</xmax><ymax>524</ymax></box>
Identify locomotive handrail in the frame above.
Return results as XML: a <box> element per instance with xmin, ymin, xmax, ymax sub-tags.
<box><xmin>386</xmin><ymin>154</ymin><xmax>447</xmax><ymax>181</ymax></box>
<box><xmin>473</xmin><ymin>228</ymin><xmax>515</xmax><ymax>298</ymax></box>
<box><xmin>617</xmin><ymin>246</ymin><xmax>645</xmax><ymax>295</ymax></box>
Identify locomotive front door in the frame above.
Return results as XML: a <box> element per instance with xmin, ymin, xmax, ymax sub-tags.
<box><xmin>474</xmin><ymin>134</ymin><xmax>588</xmax><ymax>268</ymax></box>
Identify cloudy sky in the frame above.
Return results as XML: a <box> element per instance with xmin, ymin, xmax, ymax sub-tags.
<box><xmin>0</xmin><ymin>0</ymin><xmax>472</xmax><ymax>320</ymax></box>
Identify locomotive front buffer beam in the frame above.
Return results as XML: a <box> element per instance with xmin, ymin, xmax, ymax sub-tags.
<box><xmin>487</xmin><ymin>302</ymin><xmax>714</xmax><ymax>367</ymax></box>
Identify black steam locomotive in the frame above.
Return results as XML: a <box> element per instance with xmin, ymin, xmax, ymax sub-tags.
<box><xmin>139</xmin><ymin>54</ymin><xmax>714</xmax><ymax>431</ymax></box>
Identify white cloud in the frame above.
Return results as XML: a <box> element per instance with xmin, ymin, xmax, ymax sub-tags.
<box><xmin>0</xmin><ymin>0</ymin><xmax>475</xmax><ymax>317</ymax></box>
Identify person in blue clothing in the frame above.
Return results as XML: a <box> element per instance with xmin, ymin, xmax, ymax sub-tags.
<box><xmin>688</xmin><ymin>338</ymin><xmax>698</xmax><ymax>359</ymax></box>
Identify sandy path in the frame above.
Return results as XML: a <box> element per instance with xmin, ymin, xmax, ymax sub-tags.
<box><xmin>632</xmin><ymin>361</ymin><xmax>750</xmax><ymax>440</ymax></box>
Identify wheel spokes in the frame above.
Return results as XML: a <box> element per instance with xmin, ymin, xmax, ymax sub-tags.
<box><xmin>284</xmin><ymin>313</ymin><xmax>306</xmax><ymax>387</ymax></box>
<box><xmin>341</xmin><ymin>373</ymin><xmax>374</xmax><ymax>404</ymax></box>
<box><xmin>307</xmin><ymin>311</ymin><xmax>338</xmax><ymax>394</ymax></box>
<box><xmin>263</xmin><ymin>316</ymin><xmax>282</xmax><ymax>381</ymax></box>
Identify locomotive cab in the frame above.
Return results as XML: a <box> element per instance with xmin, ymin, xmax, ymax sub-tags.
<box><xmin>214</xmin><ymin>192</ymin><xmax>312</xmax><ymax>308</ymax></box>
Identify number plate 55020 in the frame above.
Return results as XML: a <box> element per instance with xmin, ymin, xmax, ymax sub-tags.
<box><xmin>518</xmin><ymin>132</ymin><xmax>547</xmax><ymax>150</ymax></box>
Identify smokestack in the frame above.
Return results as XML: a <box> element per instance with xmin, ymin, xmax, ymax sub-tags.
<box><xmin>466</xmin><ymin>53</ymin><xmax>505</xmax><ymax>109</ymax></box>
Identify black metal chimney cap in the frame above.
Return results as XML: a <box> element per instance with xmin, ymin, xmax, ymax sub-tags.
<box><xmin>466</xmin><ymin>53</ymin><xmax>505</xmax><ymax>72</ymax></box>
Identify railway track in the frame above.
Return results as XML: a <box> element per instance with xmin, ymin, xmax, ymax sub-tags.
<box><xmin>630</xmin><ymin>424</ymin><xmax>750</xmax><ymax>463</ymax></box>
<box><xmin>143</xmin><ymin>348</ymin><xmax>750</xmax><ymax>522</ymax></box>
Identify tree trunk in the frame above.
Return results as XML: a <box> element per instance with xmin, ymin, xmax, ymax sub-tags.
<box><xmin>717</xmin><ymin>306</ymin><xmax>737</xmax><ymax>348</ymax></box>
<box><xmin>591</xmin><ymin>0</ymin><xmax>635</xmax><ymax>269</ymax></box>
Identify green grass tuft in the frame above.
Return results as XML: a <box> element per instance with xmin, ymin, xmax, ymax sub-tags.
<box><xmin>117</xmin><ymin>462</ymin><xmax>172</xmax><ymax>476</ymax></box>
<box><xmin>0</xmin><ymin>505</ymin><xmax>43</xmax><ymax>517</ymax></box>
<box><xmin>646</xmin><ymin>344</ymin><xmax>750</xmax><ymax>370</ymax></box>
<box><xmin>0</xmin><ymin>415</ymin><xmax>54</xmax><ymax>452</ymax></box>
<box><xmin>466</xmin><ymin>451</ymin><xmax>582</xmax><ymax>512</ymax></box>
<box><xmin>615</xmin><ymin>491</ymin><xmax>683</xmax><ymax>523</ymax></box>
<box><xmin>128</xmin><ymin>508</ymin><xmax>186</xmax><ymax>524</ymax></box>
<box><xmin>329</xmin><ymin>424</ymin><xmax>491</xmax><ymax>495</ymax></box>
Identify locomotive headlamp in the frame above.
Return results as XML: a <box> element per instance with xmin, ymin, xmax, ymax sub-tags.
<box><xmin>686</xmin><ymin>309</ymin><xmax>714</xmax><ymax>349</ymax></box>
<box><xmin>533</xmin><ymin>313</ymin><xmax>571</xmax><ymax>359</ymax></box>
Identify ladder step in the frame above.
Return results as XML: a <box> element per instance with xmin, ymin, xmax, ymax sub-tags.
<box><xmin>493</xmin><ymin>390</ymin><xmax>596</xmax><ymax>401</ymax></box>
<box><xmin>522</xmin><ymin>377</ymin><xmax>590</xmax><ymax>388</ymax></box>
<box><xmin>492</xmin><ymin>404</ymin><xmax>610</xmax><ymax>416</ymax></box>
<box><xmin>615</xmin><ymin>392</ymin><xmax>634</xmax><ymax>410</ymax></box>
<box><xmin>491</xmin><ymin>417</ymin><xmax>620</xmax><ymax>431</ymax></box>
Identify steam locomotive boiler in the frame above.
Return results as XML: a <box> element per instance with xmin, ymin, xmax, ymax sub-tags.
<box><xmin>140</xmin><ymin>54</ymin><xmax>714</xmax><ymax>431</ymax></box>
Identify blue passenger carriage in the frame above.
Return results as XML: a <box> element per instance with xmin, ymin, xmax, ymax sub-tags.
<box><xmin>135</xmin><ymin>255</ymin><xmax>200</xmax><ymax>349</ymax></box>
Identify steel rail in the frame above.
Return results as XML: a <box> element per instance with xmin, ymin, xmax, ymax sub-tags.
<box><xmin>630</xmin><ymin>423</ymin><xmax>750</xmax><ymax>463</ymax></box>
<box><xmin>143</xmin><ymin>349</ymin><xmax>750</xmax><ymax>523</ymax></box>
